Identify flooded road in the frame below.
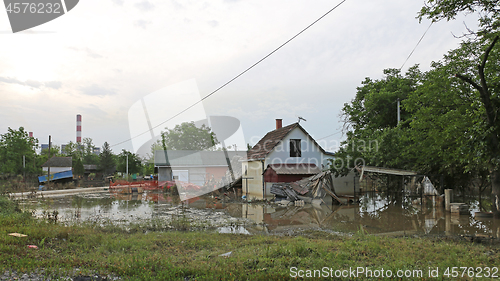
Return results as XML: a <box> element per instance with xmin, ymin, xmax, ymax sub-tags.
<box><xmin>19</xmin><ymin>191</ymin><xmax>500</xmax><ymax>238</ymax></box>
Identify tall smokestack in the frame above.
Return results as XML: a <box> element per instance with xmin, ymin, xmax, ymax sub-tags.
<box><xmin>76</xmin><ymin>114</ymin><xmax>82</xmax><ymax>143</ymax></box>
<box><xmin>276</xmin><ymin>119</ymin><xmax>282</xmax><ymax>130</ymax></box>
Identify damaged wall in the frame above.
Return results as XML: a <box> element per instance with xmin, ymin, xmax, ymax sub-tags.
<box><xmin>331</xmin><ymin>170</ymin><xmax>360</xmax><ymax>195</ymax></box>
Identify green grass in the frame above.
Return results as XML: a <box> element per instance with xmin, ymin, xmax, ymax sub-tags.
<box><xmin>0</xmin><ymin>195</ymin><xmax>499</xmax><ymax>280</ymax></box>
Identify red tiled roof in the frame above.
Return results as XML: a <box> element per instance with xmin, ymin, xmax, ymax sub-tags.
<box><xmin>247</xmin><ymin>123</ymin><xmax>298</xmax><ymax>160</ymax></box>
<box><xmin>247</xmin><ymin>122</ymin><xmax>328</xmax><ymax>160</ymax></box>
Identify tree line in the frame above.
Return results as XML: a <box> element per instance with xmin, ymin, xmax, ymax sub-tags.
<box><xmin>332</xmin><ymin>1</ymin><xmax>500</xmax><ymax>215</ymax></box>
<box><xmin>0</xmin><ymin>121</ymin><xmax>219</xmax><ymax>181</ymax></box>
<box><xmin>0</xmin><ymin>127</ymin><xmax>150</xmax><ymax>180</ymax></box>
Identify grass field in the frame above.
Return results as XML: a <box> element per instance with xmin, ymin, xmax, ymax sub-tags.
<box><xmin>1</xmin><ymin>195</ymin><xmax>499</xmax><ymax>280</ymax></box>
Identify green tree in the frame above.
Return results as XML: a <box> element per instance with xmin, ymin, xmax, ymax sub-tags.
<box><xmin>73</xmin><ymin>157</ymin><xmax>84</xmax><ymax>176</ymax></box>
<box><xmin>99</xmin><ymin>142</ymin><xmax>116</xmax><ymax>175</ymax></box>
<box><xmin>402</xmin><ymin>54</ymin><xmax>489</xmax><ymax>192</ymax></box>
<box><xmin>419</xmin><ymin>0</ymin><xmax>500</xmax><ymax>216</ymax></box>
<box><xmin>0</xmin><ymin>127</ymin><xmax>38</xmax><ymax>175</ymax></box>
<box><xmin>82</xmin><ymin>137</ymin><xmax>99</xmax><ymax>165</ymax></box>
<box><xmin>158</xmin><ymin>122</ymin><xmax>218</xmax><ymax>151</ymax></box>
<box><xmin>117</xmin><ymin>150</ymin><xmax>142</xmax><ymax>175</ymax></box>
<box><xmin>331</xmin><ymin>67</ymin><xmax>422</xmax><ymax>177</ymax></box>
<box><xmin>62</xmin><ymin>141</ymin><xmax>82</xmax><ymax>160</ymax></box>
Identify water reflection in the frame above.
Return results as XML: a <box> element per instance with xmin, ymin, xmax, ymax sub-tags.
<box><xmin>234</xmin><ymin>193</ymin><xmax>500</xmax><ymax>238</ymax></box>
<box><xmin>21</xmin><ymin>191</ymin><xmax>500</xmax><ymax>238</ymax></box>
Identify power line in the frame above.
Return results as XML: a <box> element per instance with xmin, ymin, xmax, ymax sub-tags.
<box><xmin>111</xmin><ymin>0</ymin><xmax>348</xmax><ymax>148</ymax></box>
<box><xmin>317</xmin><ymin>130</ymin><xmax>343</xmax><ymax>140</ymax></box>
<box><xmin>399</xmin><ymin>22</ymin><xmax>433</xmax><ymax>71</ymax></box>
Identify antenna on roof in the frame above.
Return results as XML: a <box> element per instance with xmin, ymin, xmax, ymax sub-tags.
<box><xmin>298</xmin><ymin>116</ymin><xmax>307</xmax><ymax>123</ymax></box>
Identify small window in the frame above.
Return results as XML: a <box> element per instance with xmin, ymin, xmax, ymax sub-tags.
<box><xmin>290</xmin><ymin>139</ymin><xmax>301</xmax><ymax>157</ymax></box>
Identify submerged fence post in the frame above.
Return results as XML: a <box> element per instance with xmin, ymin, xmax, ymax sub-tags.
<box><xmin>445</xmin><ymin>189</ymin><xmax>453</xmax><ymax>211</ymax></box>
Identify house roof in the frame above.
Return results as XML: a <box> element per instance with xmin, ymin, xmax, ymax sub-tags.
<box><xmin>41</xmin><ymin>157</ymin><xmax>72</xmax><ymax>167</ymax></box>
<box><xmin>264</xmin><ymin>163</ymin><xmax>322</xmax><ymax>175</ymax></box>
<box><xmin>247</xmin><ymin>122</ymin><xmax>328</xmax><ymax>160</ymax></box>
<box><xmin>154</xmin><ymin>150</ymin><xmax>247</xmax><ymax>167</ymax></box>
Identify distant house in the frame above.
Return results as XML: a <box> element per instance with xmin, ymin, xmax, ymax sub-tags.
<box><xmin>243</xmin><ymin>119</ymin><xmax>335</xmax><ymax>199</ymax></box>
<box><xmin>41</xmin><ymin>157</ymin><xmax>72</xmax><ymax>174</ymax></box>
<box><xmin>154</xmin><ymin>150</ymin><xmax>247</xmax><ymax>186</ymax></box>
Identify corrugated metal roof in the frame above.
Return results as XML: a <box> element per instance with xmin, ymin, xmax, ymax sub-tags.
<box><xmin>154</xmin><ymin>150</ymin><xmax>247</xmax><ymax>167</ymax></box>
<box><xmin>41</xmin><ymin>157</ymin><xmax>72</xmax><ymax>167</ymax></box>
<box><xmin>265</xmin><ymin>163</ymin><xmax>322</xmax><ymax>175</ymax></box>
<box><xmin>360</xmin><ymin>166</ymin><xmax>417</xmax><ymax>176</ymax></box>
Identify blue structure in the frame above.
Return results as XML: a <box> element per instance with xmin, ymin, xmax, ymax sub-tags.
<box><xmin>38</xmin><ymin>170</ymin><xmax>73</xmax><ymax>184</ymax></box>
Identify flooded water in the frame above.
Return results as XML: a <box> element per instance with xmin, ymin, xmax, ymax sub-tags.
<box><xmin>19</xmin><ymin>191</ymin><xmax>500</xmax><ymax>238</ymax></box>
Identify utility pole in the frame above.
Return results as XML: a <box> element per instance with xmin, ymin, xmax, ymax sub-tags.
<box><xmin>397</xmin><ymin>98</ymin><xmax>401</xmax><ymax>125</ymax></box>
<box><xmin>47</xmin><ymin>135</ymin><xmax>51</xmax><ymax>184</ymax></box>
<box><xmin>126</xmin><ymin>154</ymin><xmax>128</xmax><ymax>179</ymax></box>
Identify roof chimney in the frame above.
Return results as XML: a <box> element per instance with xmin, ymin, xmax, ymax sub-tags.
<box><xmin>276</xmin><ymin>119</ymin><xmax>282</xmax><ymax>130</ymax></box>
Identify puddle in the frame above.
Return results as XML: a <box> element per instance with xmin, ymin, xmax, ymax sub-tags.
<box><xmin>18</xmin><ymin>191</ymin><xmax>500</xmax><ymax>238</ymax></box>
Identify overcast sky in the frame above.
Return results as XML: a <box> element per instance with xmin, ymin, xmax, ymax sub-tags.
<box><xmin>0</xmin><ymin>0</ymin><xmax>478</xmax><ymax>155</ymax></box>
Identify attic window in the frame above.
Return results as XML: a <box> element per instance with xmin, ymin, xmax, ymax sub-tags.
<box><xmin>290</xmin><ymin>139</ymin><xmax>301</xmax><ymax>157</ymax></box>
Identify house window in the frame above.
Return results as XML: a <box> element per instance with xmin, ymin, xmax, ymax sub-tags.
<box><xmin>290</xmin><ymin>139</ymin><xmax>301</xmax><ymax>157</ymax></box>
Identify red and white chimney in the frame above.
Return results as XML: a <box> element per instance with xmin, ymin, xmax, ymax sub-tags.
<box><xmin>276</xmin><ymin>119</ymin><xmax>282</xmax><ymax>130</ymax></box>
<box><xmin>76</xmin><ymin>114</ymin><xmax>82</xmax><ymax>143</ymax></box>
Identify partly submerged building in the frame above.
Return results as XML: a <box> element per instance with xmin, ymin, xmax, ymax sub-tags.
<box><xmin>243</xmin><ymin>119</ymin><xmax>335</xmax><ymax>199</ymax></box>
<box><xmin>154</xmin><ymin>150</ymin><xmax>247</xmax><ymax>187</ymax></box>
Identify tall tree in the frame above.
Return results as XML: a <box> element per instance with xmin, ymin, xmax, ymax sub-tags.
<box><xmin>74</xmin><ymin>157</ymin><xmax>84</xmax><ymax>176</ymax></box>
<box><xmin>82</xmin><ymin>137</ymin><xmax>99</xmax><ymax>165</ymax></box>
<box><xmin>158</xmin><ymin>122</ymin><xmax>218</xmax><ymax>151</ymax></box>
<box><xmin>0</xmin><ymin>127</ymin><xmax>38</xmax><ymax>175</ymax></box>
<box><xmin>99</xmin><ymin>142</ymin><xmax>116</xmax><ymax>175</ymax></box>
<box><xmin>332</xmin><ymin>67</ymin><xmax>422</xmax><ymax>176</ymax></box>
<box><xmin>117</xmin><ymin>150</ymin><xmax>142</xmax><ymax>175</ymax></box>
<box><xmin>419</xmin><ymin>0</ymin><xmax>500</xmax><ymax>216</ymax></box>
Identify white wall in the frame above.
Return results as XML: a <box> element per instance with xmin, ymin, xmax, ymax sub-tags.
<box><xmin>265</xmin><ymin>127</ymin><xmax>333</xmax><ymax>168</ymax></box>
<box><xmin>42</xmin><ymin>167</ymin><xmax>71</xmax><ymax>174</ymax></box>
<box><xmin>331</xmin><ymin>171</ymin><xmax>360</xmax><ymax>195</ymax></box>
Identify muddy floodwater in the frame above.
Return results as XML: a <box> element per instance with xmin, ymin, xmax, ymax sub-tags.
<box><xmin>18</xmin><ymin>191</ymin><xmax>500</xmax><ymax>238</ymax></box>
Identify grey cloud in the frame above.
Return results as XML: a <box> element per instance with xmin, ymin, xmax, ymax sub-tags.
<box><xmin>0</xmin><ymin>76</ymin><xmax>24</xmax><ymax>86</ymax></box>
<box><xmin>135</xmin><ymin>19</ymin><xmax>151</xmax><ymax>29</ymax></box>
<box><xmin>0</xmin><ymin>76</ymin><xmax>61</xmax><ymax>89</ymax></box>
<box><xmin>68</xmin><ymin>46</ymin><xmax>103</xmax><ymax>59</ymax></box>
<box><xmin>135</xmin><ymin>0</ymin><xmax>154</xmax><ymax>11</ymax></box>
<box><xmin>170</xmin><ymin>0</ymin><xmax>184</xmax><ymax>10</ymax></box>
<box><xmin>86</xmin><ymin>48</ymin><xmax>103</xmax><ymax>59</ymax></box>
<box><xmin>207</xmin><ymin>20</ymin><xmax>219</xmax><ymax>27</ymax></box>
<box><xmin>25</xmin><ymin>80</ymin><xmax>43</xmax><ymax>88</ymax></box>
<box><xmin>81</xmin><ymin>84</ymin><xmax>116</xmax><ymax>96</ymax></box>
<box><xmin>112</xmin><ymin>0</ymin><xmax>124</xmax><ymax>5</ymax></box>
<box><xmin>45</xmin><ymin>81</ymin><xmax>62</xmax><ymax>89</ymax></box>
<box><xmin>78</xmin><ymin>104</ymin><xmax>106</xmax><ymax>116</ymax></box>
